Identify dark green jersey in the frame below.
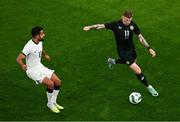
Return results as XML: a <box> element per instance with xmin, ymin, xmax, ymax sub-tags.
<box><xmin>105</xmin><ymin>20</ymin><xmax>141</xmax><ymax>51</ymax></box>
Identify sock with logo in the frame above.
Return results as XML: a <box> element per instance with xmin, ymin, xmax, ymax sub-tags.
<box><xmin>136</xmin><ymin>73</ymin><xmax>149</xmax><ymax>87</ymax></box>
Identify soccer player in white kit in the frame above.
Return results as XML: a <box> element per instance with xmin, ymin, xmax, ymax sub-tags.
<box><xmin>16</xmin><ymin>26</ymin><xmax>63</xmax><ymax>113</ymax></box>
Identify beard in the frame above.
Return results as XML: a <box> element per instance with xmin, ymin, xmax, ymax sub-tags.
<box><xmin>39</xmin><ymin>39</ymin><xmax>44</xmax><ymax>42</ymax></box>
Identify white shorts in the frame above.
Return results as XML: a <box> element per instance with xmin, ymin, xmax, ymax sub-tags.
<box><xmin>26</xmin><ymin>64</ymin><xmax>54</xmax><ymax>84</ymax></box>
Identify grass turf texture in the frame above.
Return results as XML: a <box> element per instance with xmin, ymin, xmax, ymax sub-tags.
<box><xmin>0</xmin><ymin>0</ymin><xmax>180</xmax><ymax>121</ymax></box>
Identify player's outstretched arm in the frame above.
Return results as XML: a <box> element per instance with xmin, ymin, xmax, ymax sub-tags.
<box><xmin>138</xmin><ymin>34</ymin><xmax>156</xmax><ymax>57</ymax></box>
<box><xmin>83</xmin><ymin>24</ymin><xmax>105</xmax><ymax>31</ymax></box>
<box><xmin>42</xmin><ymin>50</ymin><xmax>51</xmax><ymax>61</ymax></box>
<box><xmin>16</xmin><ymin>53</ymin><xmax>27</xmax><ymax>71</ymax></box>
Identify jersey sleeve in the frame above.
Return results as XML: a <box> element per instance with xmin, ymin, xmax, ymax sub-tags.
<box><xmin>104</xmin><ymin>21</ymin><xmax>117</xmax><ymax>30</ymax></box>
<box><xmin>133</xmin><ymin>21</ymin><xmax>141</xmax><ymax>35</ymax></box>
<box><xmin>22</xmin><ymin>42</ymin><xmax>32</xmax><ymax>56</ymax></box>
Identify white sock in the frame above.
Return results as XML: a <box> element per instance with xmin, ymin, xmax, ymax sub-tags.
<box><xmin>147</xmin><ymin>85</ymin><xmax>151</xmax><ymax>88</ymax></box>
<box><xmin>52</xmin><ymin>90</ymin><xmax>59</xmax><ymax>104</ymax></box>
<box><xmin>46</xmin><ymin>92</ymin><xmax>53</xmax><ymax>106</ymax></box>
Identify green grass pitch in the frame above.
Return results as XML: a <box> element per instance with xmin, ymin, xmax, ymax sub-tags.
<box><xmin>0</xmin><ymin>0</ymin><xmax>180</xmax><ymax>121</ymax></box>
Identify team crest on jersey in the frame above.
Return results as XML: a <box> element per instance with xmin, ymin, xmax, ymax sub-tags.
<box><xmin>130</xmin><ymin>25</ymin><xmax>134</xmax><ymax>30</ymax></box>
<box><xmin>118</xmin><ymin>26</ymin><xmax>122</xmax><ymax>29</ymax></box>
<box><xmin>126</xmin><ymin>61</ymin><xmax>130</xmax><ymax>65</ymax></box>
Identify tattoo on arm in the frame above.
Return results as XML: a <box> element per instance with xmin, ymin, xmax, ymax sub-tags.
<box><xmin>90</xmin><ymin>24</ymin><xmax>105</xmax><ymax>30</ymax></box>
<box><xmin>138</xmin><ymin>34</ymin><xmax>149</xmax><ymax>48</ymax></box>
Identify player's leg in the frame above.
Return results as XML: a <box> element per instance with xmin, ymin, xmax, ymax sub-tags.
<box><xmin>26</xmin><ymin>67</ymin><xmax>60</xmax><ymax>113</ymax></box>
<box><xmin>50</xmin><ymin>73</ymin><xmax>64</xmax><ymax>110</ymax></box>
<box><xmin>42</xmin><ymin>77</ymin><xmax>54</xmax><ymax>106</ymax></box>
<box><xmin>42</xmin><ymin>77</ymin><xmax>60</xmax><ymax>113</ymax></box>
<box><xmin>129</xmin><ymin>63</ymin><xmax>148</xmax><ymax>86</ymax></box>
<box><xmin>108</xmin><ymin>50</ymin><xmax>126</xmax><ymax>69</ymax></box>
<box><xmin>51</xmin><ymin>73</ymin><xmax>61</xmax><ymax>86</ymax></box>
<box><xmin>108</xmin><ymin>58</ymin><xmax>125</xmax><ymax>69</ymax></box>
<box><xmin>129</xmin><ymin>62</ymin><xmax>159</xmax><ymax>96</ymax></box>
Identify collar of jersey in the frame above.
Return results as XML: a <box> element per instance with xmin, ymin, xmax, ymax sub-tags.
<box><xmin>32</xmin><ymin>39</ymin><xmax>39</xmax><ymax>45</ymax></box>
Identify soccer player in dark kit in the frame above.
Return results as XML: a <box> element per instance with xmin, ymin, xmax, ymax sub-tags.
<box><xmin>83</xmin><ymin>10</ymin><xmax>159</xmax><ymax>96</ymax></box>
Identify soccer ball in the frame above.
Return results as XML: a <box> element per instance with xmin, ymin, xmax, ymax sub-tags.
<box><xmin>129</xmin><ymin>92</ymin><xmax>142</xmax><ymax>104</ymax></box>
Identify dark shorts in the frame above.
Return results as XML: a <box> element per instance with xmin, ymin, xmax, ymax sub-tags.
<box><xmin>117</xmin><ymin>49</ymin><xmax>137</xmax><ymax>66</ymax></box>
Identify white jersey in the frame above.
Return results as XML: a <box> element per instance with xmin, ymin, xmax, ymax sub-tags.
<box><xmin>22</xmin><ymin>39</ymin><xmax>43</xmax><ymax>69</ymax></box>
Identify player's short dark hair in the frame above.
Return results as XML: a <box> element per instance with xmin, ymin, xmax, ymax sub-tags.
<box><xmin>123</xmin><ymin>10</ymin><xmax>133</xmax><ymax>18</ymax></box>
<box><xmin>31</xmin><ymin>26</ymin><xmax>43</xmax><ymax>37</ymax></box>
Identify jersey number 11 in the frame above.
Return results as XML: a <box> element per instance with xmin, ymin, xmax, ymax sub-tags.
<box><xmin>124</xmin><ymin>30</ymin><xmax>129</xmax><ymax>37</ymax></box>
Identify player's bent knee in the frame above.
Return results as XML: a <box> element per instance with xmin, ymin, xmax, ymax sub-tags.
<box><xmin>51</xmin><ymin>73</ymin><xmax>62</xmax><ymax>86</ymax></box>
<box><xmin>58</xmin><ymin>79</ymin><xmax>61</xmax><ymax>85</ymax></box>
<box><xmin>48</xmin><ymin>81</ymin><xmax>54</xmax><ymax>89</ymax></box>
<box><xmin>129</xmin><ymin>63</ymin><xmax>142</xmax><ymax>74</ymax></box>
<box><xmin>55</xmin><ymin>79</ymin><xmax>61</xmax><ymax>86</ymax></box>
<box><xmin>42</xmin><ymin>77</ymin><xmax>54</xmax><ymax>89</ymax></box>
<box><xmin>135</xmin><ymin>68</ymin><xmax>141</xmax><ymax>74</ymax></box>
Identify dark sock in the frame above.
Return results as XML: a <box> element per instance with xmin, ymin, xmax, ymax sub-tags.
<box><xmin>46</xmin><ymin>88</ymin><xmax>53</xmax><ymax>93</ymax></box>
<box><xmin>136</xmin><ymin>73</ymin><xmax>149</xmax><ymax>87</ymax></box>
<box><xmin>54</xmin><ymin>85</ymin><xmax>60</xmax><ymax>90</ymax></box>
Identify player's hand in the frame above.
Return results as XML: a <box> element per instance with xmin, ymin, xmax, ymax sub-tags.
<box><xmin>148</xmin><ymin>48</ymin><xmax>156</xmax><ymax>58</ymax></box>
<box><xmin>21</xmin><ymin>65</ymin><xmax>27</xmax><ymax>71</ymax></box>
<box><xmin>83</xmin><ymin>26</ymin><xmax>91</xmax><ymax>31</ymax></box>
<box><xmin>44</xmin><ymin>54</ymin><xmax>51</xmax><ymax>61</ymax></box>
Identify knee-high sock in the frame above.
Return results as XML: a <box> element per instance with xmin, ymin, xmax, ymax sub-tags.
<box><xmin>136</xmin><ymin>73</ymin><xmax>149</xmax><ymax>87</ymax></box>
<box><xmin>52</xmin><ymin>85</ymin><xmax>60</xmax><ymax>104</ymax></box>
<box><xmin>46</xmin><ymin>88</ymin><xmax>53</xmax><ymax>105</ymax></box>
